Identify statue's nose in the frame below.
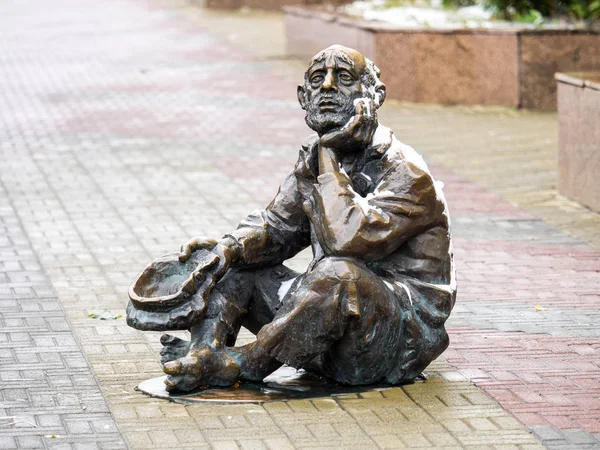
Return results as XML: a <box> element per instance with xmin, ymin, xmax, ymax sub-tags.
<box><xmin>321</xmin><ymin>70</ymin><xmax>336</xmax><ymax>92</ymax></box>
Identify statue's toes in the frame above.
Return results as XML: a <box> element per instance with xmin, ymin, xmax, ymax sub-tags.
<box><xmin>160</xmin><ymin>348</ymin><xmax>188</xmax><ymax>364</ymax></box>
<box><xmin>160</xmin><ymin>343</ymin><xmax>177</xmax><ymax>362</ymax></box>
<box><xmin>164</xmin><ymin>374</ymin><xmax>187</xmax><ymax>392</ymax></box>
<box><xmin>160</xmin><ymin>334</ymin><xmax>185</xmax><ymax>347</ymax></box>
<box><xmin>159</xmin><ymin>334</ymin><xmax>190</xmax><ymax>363</ymax></box>
<box><xmin>160</xmin><ymin>348</ymin><xmax>175</xmax><ymax>365</ymax></box>
<box><xmin>164</xmin><ymin>374</ymin><xmax>202</xmax><ymax>392</ymax></box>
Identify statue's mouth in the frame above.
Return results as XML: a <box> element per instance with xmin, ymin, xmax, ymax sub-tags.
<box><xmin>318</xmin><ymin>99</ymin><xmax>340</xmax><ymax>112</ymax></box>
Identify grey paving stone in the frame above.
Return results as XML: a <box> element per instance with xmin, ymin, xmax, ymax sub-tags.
<box><xmin>0</xmin><ymin>187</ymin><xmax>126</xmax><ymax>448</ymax></box>
<box><xmin>448</xmin><ymin>302</ymin><xmax>600</xmax><ymax>337</ymax></box>
<box><xmin>531</xmin><ymin>425</ymin><xmax>568</xmax><ymax>441</ymax></box>
<box><xmin>15</xmin><ymin>435</ymin><xmax>44</xmax><ymax>449</ymax></box>
<box><xmin>453</xmin><ymin>216</ymin><xmax>586</xmax><ymax>244</ymax></box>
<box><xmin>562</xmin><ymin>429</ymin><xmax>600</xmax><ymax>445</ymax></box>
<box><xmin>0</xmin><ymin>436</ymin><xmax>17</xmax><ymax>450</ymax></box>
<box><xmin>531</xmin><ymin>425</ymin><xmax>600</xmax><ymax>449</ymax></box>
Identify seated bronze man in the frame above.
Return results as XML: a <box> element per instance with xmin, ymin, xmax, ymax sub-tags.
<box><xmin>128</xmin><ymin>45</ymin><xmax>456</xmax><ymax>392</ymax></box>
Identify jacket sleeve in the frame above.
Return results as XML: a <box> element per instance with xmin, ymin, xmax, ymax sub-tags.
<box><xmin>227</xmin><ymin>168</ymin><xmax>311</xmax><ymax>266</ymax></box>
<box><xmin>305</xmin><ymin>159</ymin><xmax>444</xmax><ymax>262</ymax></box>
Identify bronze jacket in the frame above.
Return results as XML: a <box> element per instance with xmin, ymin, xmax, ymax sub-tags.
<box><xmin>229</xmin><ymin>124</ymin><xmax>456</xmax><ymax>383</ymax></box>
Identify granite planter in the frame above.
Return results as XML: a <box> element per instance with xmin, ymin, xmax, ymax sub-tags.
<box><xmin>284</xmin><ymin>6</ymin><xmax>600</xmax><ymax>110</ymax></box>
<box><xmin>556</xmin><ymin>72</ymin><xmax>600</xmax><ymax>212</ymax></box>
<box><xmin>200</xmin><ymin>0</ymin><xmax>350</xmax><ymax>11</ymax></box>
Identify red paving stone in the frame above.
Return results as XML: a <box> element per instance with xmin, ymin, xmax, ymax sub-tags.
<box><xmin>430</xmin><ymin>164</ymin><xmax>532</xmax><ymax>218</ymax></box>
<box><xmin>454</xmin><ymin>240</ymin><xmax>600</xmax><ymax>308</ymax></box>
<box><xmin>447</xmin><ymin>328</ymin><xmax>600</xmax><ymax>433</ymax></box>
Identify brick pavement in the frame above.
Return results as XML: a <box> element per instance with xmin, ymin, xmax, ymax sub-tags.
<box><xmin>0</xmin><ymin>184</ymin><xmax>126</xmax><ymax>449</ymax></box>
<box><xmin>0</xmin><ymin>0</ymin><xmax>598</xmax><ymax>449</ymax></box>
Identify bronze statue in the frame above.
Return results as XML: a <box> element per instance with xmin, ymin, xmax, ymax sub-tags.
<box><xmin>127</xmin><ymin>45</ymin><xmax>456</xmax><ymax>392</ymax></box>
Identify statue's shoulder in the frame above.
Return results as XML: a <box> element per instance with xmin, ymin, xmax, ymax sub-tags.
<box><xmin>378</xmin><ymin>125</ymin><xmax>431</xmax><ymax>176</ymax></box>
<box><xmin>379</xmin><ymin>126</ymin><xmax>450</xmax><ymax>214</ymax></box>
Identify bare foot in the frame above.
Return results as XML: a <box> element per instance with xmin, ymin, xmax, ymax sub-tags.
<box><xmin>160</xmin><ymin>334</ymin><xmax>190</xmax><ymax>365</ymax></box>
<box><xmin>162</xmin><ymin>347</ymin><xmax>240</xmax><ymax>392</ymax></box>
<box><xmin>226</xmin><ymin>341</ymin><xmax>282</xmax><ymax>382</ymax></box>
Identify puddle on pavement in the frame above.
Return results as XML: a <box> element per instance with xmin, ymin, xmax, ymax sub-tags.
<box><xmin>137</xmin><ymin>366</ymin><xmax>406</xmax><ymax>404</ymax></box>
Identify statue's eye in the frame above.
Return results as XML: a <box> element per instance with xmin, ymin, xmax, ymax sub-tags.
<box><xmin>310</xmin><ymin>73</ymin><xmax>324</xmax><ymax>85</ymax></box>
<box><xmin>339</xmin><ymin>71</ymin><xmax>354</xmax><ymax>84</ymax></box>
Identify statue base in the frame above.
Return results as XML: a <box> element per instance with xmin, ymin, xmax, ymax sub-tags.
<box><xmin>136</xmin><ymin>366</ymin><xmax>401</xmax><ymax>404</ymax></box>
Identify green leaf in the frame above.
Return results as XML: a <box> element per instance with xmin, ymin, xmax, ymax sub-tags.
<box><xmin>88</xmin><ymin>312</ymin><xmax>123</xmax><ymax>320</ymax></box>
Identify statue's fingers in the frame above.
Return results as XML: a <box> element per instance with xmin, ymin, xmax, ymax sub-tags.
<box><xmin>354</xmin><ymin>98</ymin><xmax>366</xmax><ymax>114</ymax></box>
<box><xmin>354</xmin><ymin>106</ymin><xmax>377</xmax><ymax>140</ymax></box>
<box><xmin>193</xmin><ymin>237</ymin><xmax>218</xmax><ymax>250</ymax></box>
<box><xmin>193</xmin><ymin>264</ymin><xmax>216</xmax><ymax>284</ymax></box>
<box><xmin>179</xmin><ymin>237</ymin><xmax>211</xmax><ymax>262</ymax></box>
<box><xmin>361</xmin><ymin>115</ymin><xmax>377</xmax><ymax>139</ymax></box>
<box><xmin>337</xmin><ymin>111</ymin><xmax>360</xmax><ymax>139</ymax></box>
<box><xmin>178</xmin><ymin>244</ymin><xmax>192</xmax><ymax>262</ymax></box>
<box><xmin>353</xmin><ymin>118</ymin><xmax>371</xmax><ymax>140</ymax></box>
<box><xmin>365</xmin><ymin>98</ymin><xmax>377</xmax><ymax>116</ymax></box>
<box><xmin>212</xmin><ymin>258</ymin><xmax>230</xmax><ymax>280</ymax></box>
<box><xmin>347</xmin><ymin>101</ymin><xmax>369</xmax><ymax>134</ymax></box>
<box><xmin>369</xmin><ymin>104</ymin><xmax>378</xmax><ymax>123</ymax></box>
<box><xmin>196</xmin><ymin>255</ymin><xmax>220</xmax><ymax>276</ymax></box>
<box><xmin>369</xmin><ymin>98</ymin><xmax>378</xmax><ymax>114</ymax></box>
<box><xmin>197</xmin><ymin>276</ymin><xmax>217</xmax><ymax>303</ymax></box>
<box><xmin>368</xmin><ymin>111</ymin><xmax>379</xmax><ymax>136</ymax></box>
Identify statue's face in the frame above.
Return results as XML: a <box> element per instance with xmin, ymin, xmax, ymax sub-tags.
<box><xmin>300</xmin><ymin>48</ymin><xmax>367</xmax><ymax>135</ymax></box>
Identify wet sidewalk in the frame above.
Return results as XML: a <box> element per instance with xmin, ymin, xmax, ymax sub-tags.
<box><xmin>0</xmin><ymin>0</ymin><xmax>599</xmax><ymax>449</ymax></box>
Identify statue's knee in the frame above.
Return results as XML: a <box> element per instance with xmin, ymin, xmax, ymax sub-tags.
<box><xmin>310</xmin><ymin>256</ymin><xmax>364</xmax><ymax>282</ymax></box>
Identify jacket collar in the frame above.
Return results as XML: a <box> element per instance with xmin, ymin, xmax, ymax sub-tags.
<box><xmin>299</xmin><ymin>123</ymin><xmax>394</xmax><ymax>179</ymax></box>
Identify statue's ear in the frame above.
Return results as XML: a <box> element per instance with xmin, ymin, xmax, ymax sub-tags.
<box><xmin>376</xmin><ymin>84</ymin><xmax>387</xmax><ymax>108</ymax></box>
<box><xmin>297</xmin><ymin>85</ymin><xmax>307</xmax><ymax>110</ymax></box>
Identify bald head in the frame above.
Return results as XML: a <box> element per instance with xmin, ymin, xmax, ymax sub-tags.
<box><xmin>310</xmin><ymin>45</ymin><xmax>367</xmax><ymax>74</ymax></box>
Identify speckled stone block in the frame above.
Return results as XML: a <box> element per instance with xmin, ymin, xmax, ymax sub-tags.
<box><xmin>376</xmin><ymin>31</ymin><xmax>519</xmax><ymax>106</ymax></box>
<box><xmin>203</xmin><ymin>0</ymin><xmax>351</xmax><ymax>11</ymax></box>
<box><xmin>557</xmin><ymin>72</ymin><xmax>600</xmax><ymax>213</ymax></box>
<box><xmin>520</xmin><ymin>34</ymin><xmax>600</xmax><ymax>110</ymax></box>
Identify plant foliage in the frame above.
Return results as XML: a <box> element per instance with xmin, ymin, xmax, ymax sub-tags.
<box><xmin>486</xmin><ymin>0</ymin><xmax>599</xmax><ymax>20</ymax></box>
<box><xmin>441</xmin><ymin>0</ymin><xmax>600</xmax><ymax>20</ymax></box>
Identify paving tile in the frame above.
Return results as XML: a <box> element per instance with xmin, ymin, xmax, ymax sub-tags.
<box><xmin>0</xmin><ymin>187</ymin><xmax>124</xmax><ymax>447</ymax></box>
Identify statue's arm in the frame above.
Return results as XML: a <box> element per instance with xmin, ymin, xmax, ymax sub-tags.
<box><xmin>226</xmin><ymin>170</ymin><xmax>311</xmax><ymax>267</ymax></box>
<box><xmin>306</xmin><ymin>161</ymin><xmax>443</xmax><ymax>262</ymax></box>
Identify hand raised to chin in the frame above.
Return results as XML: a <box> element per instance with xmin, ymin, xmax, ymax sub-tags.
<box><xmin>319</xmin><ymin>98</ymin><xmax>378</xmax><ymax>155</ymax></box>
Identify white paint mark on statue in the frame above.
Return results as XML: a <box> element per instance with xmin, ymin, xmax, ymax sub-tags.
<box><xmin>277</xmin><ymin>277</ymin><xmax>298</xmax><ymax>301</ymax></box>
